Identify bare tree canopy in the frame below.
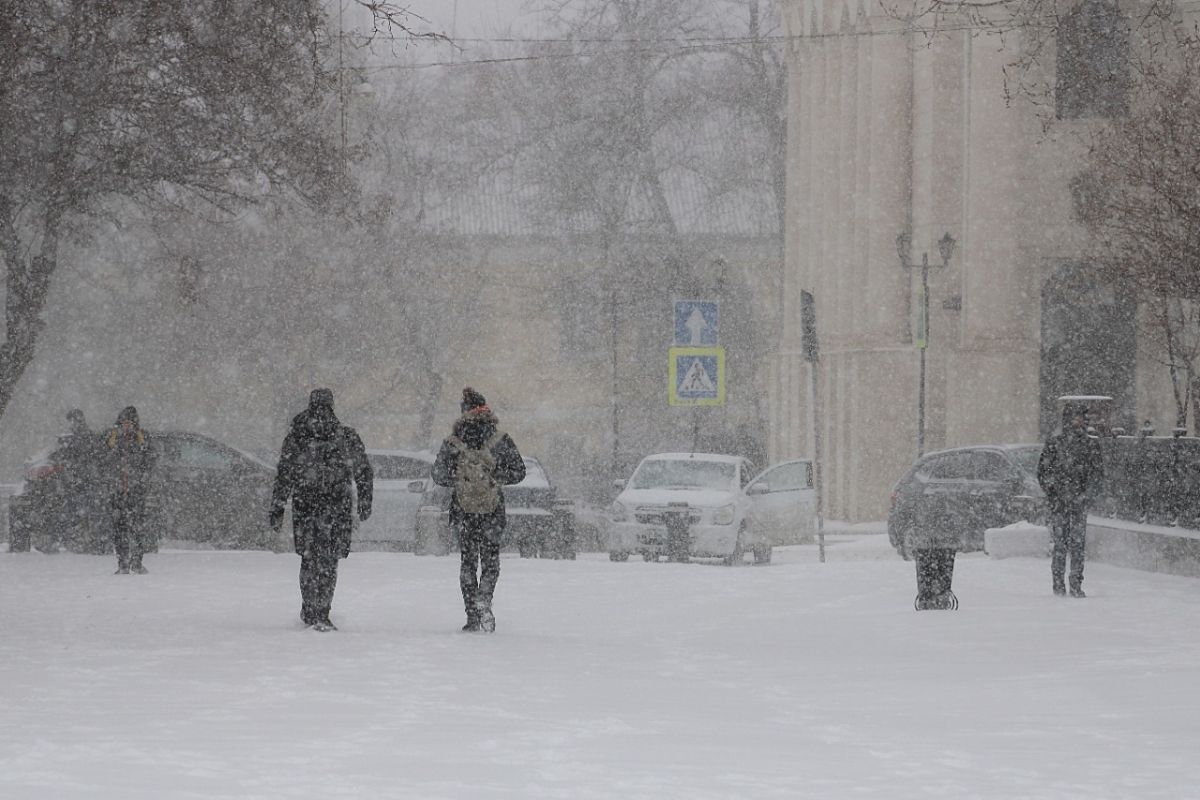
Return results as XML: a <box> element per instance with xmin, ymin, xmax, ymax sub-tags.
<box><xmin>0</xmin><ymin>1</ymin><xmax>349</xmax><ymax>426</ymax></box>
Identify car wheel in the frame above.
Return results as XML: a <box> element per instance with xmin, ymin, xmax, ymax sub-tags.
<box><xmin>753</xmin><ymin>544</ymin><xmax>773</xmax><ymax>564</ymax></box>
<box><xmin>608</xmin><ymin>550</ymin><xmax>629</xmax><ymax>562</ymax></box>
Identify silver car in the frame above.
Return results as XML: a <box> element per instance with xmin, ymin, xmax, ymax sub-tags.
<box><xmin>352</xmin><ymin>449</ymin><xmax>435</xmax><ymax>551</ymax></box>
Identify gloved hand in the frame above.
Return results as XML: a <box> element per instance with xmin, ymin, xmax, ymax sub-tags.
<box><xmin>358</xmin><ymin>500</ymin><xmax>372</xmax><ymax>522</ymax></box>
<box><xmin>293</xmin><ymin>531</ymin><xmax>309</xmax><ymax>557</ymax></box>
<box><xmin>269</xmin><ymin>508</ymin><xmax>284</xmax><ymax>532</ymax></box>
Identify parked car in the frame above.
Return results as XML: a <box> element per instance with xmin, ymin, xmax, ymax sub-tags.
<box><xmin>887</xmin><ymin>444</ymin><xmax>1045</xmax><ymax>559</ymax></box>
<box><xmin>606</xmin><ymin>453</ymin><xmax>816</xmax><ymax>565</ymax></box>
<box><xmin>8</xmin><ymin>430</ymin><xmax>281</xmax><ymax>553</ymax></box>
<box><xmin>351</xmin><ymin>449</ymin><xmax>434</xmax><ymax>551</ymax></box>
<box><xmin>413</xmin><ymin>456</ymin><xmax>576</xmax><ymax>559</ymax></box>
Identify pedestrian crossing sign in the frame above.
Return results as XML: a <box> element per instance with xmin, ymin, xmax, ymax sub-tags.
<box><xmin>669</xmin><ymin>346</ymin><xmax>725</xmax><ymax>406</ymax></box>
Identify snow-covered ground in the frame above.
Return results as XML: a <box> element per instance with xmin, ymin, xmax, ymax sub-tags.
<box><xmin>2</xmin><ymin>532</ymin><xmax>1198</xmax><ymax>799</ymax></box>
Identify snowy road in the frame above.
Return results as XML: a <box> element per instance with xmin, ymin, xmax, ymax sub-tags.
<box><xmin>2</xmin><ymin>534</ymin><xmax>1198</xmax><ymax>799</ymax></box>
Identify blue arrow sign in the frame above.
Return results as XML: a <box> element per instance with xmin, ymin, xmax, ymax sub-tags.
<box><xmin>674</xmin><ymin>300</ymin><xmax>719</xmax><ymax>346</ymax></box>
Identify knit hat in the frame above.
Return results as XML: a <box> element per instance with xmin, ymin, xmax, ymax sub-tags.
<box><xmin>309</xmin><ymin>388</ymin><xmax>335</xmax><ymax>410</ymax></box>
<box><xmin>1062</xmin><ymin>404</ymin><xmax>1085</xmax><ymax>425</ymax></box>
<box><xmin>461</xmin><ymin>387</ymin><xmax>487</xmax><ymax>413</ymax></box>
<box><xmin>116</xmin><ymin>406</ymin><xmax>139</xmax><ymax>426</ymax></box>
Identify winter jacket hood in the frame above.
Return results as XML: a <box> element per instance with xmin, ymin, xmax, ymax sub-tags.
<box><xmin>452</xmin><ymin>408</ymin><xmax>500</xmax><ymax>449</ymax></box>
<box><xmin>290</xmin><ymin>405</ymin><xmax>342</xmax><ymax>444</ymax></box>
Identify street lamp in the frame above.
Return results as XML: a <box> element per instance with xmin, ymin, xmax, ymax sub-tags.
<box><xmin>896</xmin><ymin>230</ymin><xmax>956</xmax><ymax>456</ymax></box>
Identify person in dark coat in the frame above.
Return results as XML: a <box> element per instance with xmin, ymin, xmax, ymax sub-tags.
<box><xmin>905</xmin><ymin>492</ymin><xmax>962</xmax><ymax>610</ymax></box>
<box><xmin>269</xmin><ymin>388</ymin><xmax>372</xmax><ymax>631</ymax></box>
<box><xmin>1037</xmin><ymin>405</ymin><xmax>1105</xmax><ymax>597</ymax></box>
<box><xmin>54</xmin><ymin>409</ymin><xmax>106</xmax><ymax>553</ymax></box>
<box><xmin>103</xmin><ymin>406</ymin><xmax>156</xmax><ymax>574</ymax></box>
<box><xmin>432</xmin><ymin>388</ymin><xmax>525</xmax><ymax>633</ymax></box>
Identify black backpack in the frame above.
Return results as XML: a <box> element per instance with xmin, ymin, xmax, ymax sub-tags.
<box><xmin>297</xmin><ymin>433</ymin><xmax>351</xmax><ymax>494</ymax></box>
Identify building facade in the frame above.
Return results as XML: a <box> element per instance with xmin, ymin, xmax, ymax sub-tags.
<box><xmin>772</xmin><ymin>0</ymin><xmax>1174</xmax><ymax>521</ymax></box>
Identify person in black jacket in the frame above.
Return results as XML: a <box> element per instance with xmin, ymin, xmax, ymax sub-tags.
<box><xmin>270</xmin><ymin>389</ymin><xmax>373</xmax><ymax>631</ymax></box>
<box><xmin>103</xmin><ymin>406</ymin><xmax>156</xmax><ymax>574</ymax></box>
<box><xmin>1037</xmin><ymin>405</ymin><xmax>1105</xmax><ymax>597</ymax></box>
<box><xmin>432</xmin><ymin>388</ymin><xmax>525</xmax><ymax>633</ymax></box>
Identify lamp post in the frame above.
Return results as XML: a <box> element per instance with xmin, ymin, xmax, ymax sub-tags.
<box><xmin>896</xmin><ymin>231</ymin><xmax>956</xmax><ymax>456</ymax></box>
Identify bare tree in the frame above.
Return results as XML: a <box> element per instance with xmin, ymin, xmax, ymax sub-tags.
<box><xmin>0</xmin><ymin>1</ymin><xmax>356</xmax><ymax>427</ymax></box>
<box><xmin>1075</xmin><ymin>31</ymin><xmax>1200</xmax><ymax>428</ymax></box>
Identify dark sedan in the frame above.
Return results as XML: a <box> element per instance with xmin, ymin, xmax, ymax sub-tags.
<box><xmin>8</xmin><ymin>430</ymin><xmax>281</xmax><ymax>553</ymax></box>
<box><xmin>888</xmin><ymin>444</ymin><xmax>1045</xmax><ymax>558</ymax></box>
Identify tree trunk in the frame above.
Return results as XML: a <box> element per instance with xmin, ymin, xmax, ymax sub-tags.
<box><xmin>0</xmin><ymin>201</ymin><xmax>63</xmax><ymax>427</ymax></box>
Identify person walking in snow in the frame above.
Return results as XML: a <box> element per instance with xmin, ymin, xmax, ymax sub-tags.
<box><xmin>1037</xmin><ymin>404</ymin><xmax>1105</xmax><ymax>597</ymax></box>
<box><xmin>55</xmin><ymin>409</ymin><xmax>106</xmax><ymax>553</ymax></box>
<box><xmin>269</xmin><ymin>389</ymin><xmax>373</xmax><ymax>631</ymax></box>
<box><xmin>103</xmin><ymin>406</ymin><xmax>156</xmax><ymax>574</ymax></box>
<box><xmin>432</xmin><ymin>388</ymin><xmax>525</xmax><ymax>633</ymax></box>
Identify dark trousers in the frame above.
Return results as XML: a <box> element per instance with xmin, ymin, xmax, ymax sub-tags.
<box><xmin>111</xmin><ymin>498</ymin><xmax>148</xmax><ymax>569</ymax></box>
<box><xmin>459</xmin><ymin>517</ymin><xmax>501</xmax><ymax>617</ymax></box>
<box><xmin>299</xmin><ymin>548</ymin><xmax>340</xmax><ymax>625</ymax></box>
<box><xmin>914</xmin><ymin>549</ymin><xmax>956</xmax><ymax>599</ymax></box>
<box><xmin>1050</xmin><ymin>507</ymin><xmax>1087</xmax><ymax>590</ymax></box>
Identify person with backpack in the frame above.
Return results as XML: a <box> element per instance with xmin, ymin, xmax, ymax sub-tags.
<box><xmin>103</xmin><ymin>406</ymin><xmax>156</xmax><ymax>574</ymax></box>
<box><xmin>269</xmin><ymin>389</ymin><xmax>373</xmax><ymax>631</ymax></box>
<box><xmin>432</xmin><ymin>388</ymin><xmax>526</xmax><ymax>633</ymax></box>
<box><xmin>1037</xmin><ymin>404</ymin><xmax>1105</xmax><ymax>598</ymax></box>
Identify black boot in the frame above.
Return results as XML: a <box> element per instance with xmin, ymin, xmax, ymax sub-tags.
<box><xmin>461</xmin><ymin>613</ymin><xmax>481</xmax><ymax>633</ymax></box>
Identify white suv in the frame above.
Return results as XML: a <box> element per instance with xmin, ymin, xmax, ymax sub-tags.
<box><xmin>607</xmin><ymin>453</ymin><xmax>816</xmax><ymax>564</ymax></box>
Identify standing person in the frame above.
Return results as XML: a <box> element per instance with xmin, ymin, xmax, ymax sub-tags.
<box><xmin>1037</xmin><ymin>404</ymin><xmax>1105</xmax><ymax>597</ymax></box>
<box><xmin>906</xmin><ymin>492</ymin><xmax>961</xmax><ymax>611</ymax></box>
<box><xmin>55</xmin><ymin>409</ymin><xmax>105</xmax><ymax>553</ymax></box>
<box><xmin>104</xmin><ymin>406</ymin><xmax>156</xmax><ymax>574</ymax></box>
<box><xmin>433</xmin><ymin>388</ymin><xmax>525</xmax><ymax>633</ymax></box>
<box><xmin>269</xmin><ymin>389</ymin><xmax>372</xmax><ymax>632</ymax></box>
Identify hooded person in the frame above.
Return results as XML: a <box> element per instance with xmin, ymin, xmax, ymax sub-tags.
<box><xmin>1037</xmin><ymin>404</ymin><xmax>1105</xmax><ymax>597</ymax></box>
<box><xmin>54</xmin><ymin>409</ymin><xmax>105</xmax><ymax>553</ymax></box>
<box><xmin>104</xmin><ymin>406</ymin><xmax>156</xmax><ymax>574</ymax></box>
<box><xmin>432</xmin><ymin>388</ymin><xmax>526</xmax><ymax>632</ymax></box>
<box><xmin>270</xmin><ymin>388</ymin><xmax>373</xmax><ymax>631</ymax></box>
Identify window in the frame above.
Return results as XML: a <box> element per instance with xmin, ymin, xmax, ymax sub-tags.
<box><xmin>630</xmin><ymin>459</ymin><xmax>737</xmax><ymax>492</ymax></box>
<box><xmin>922</xmin><ymin>453</ymin><xmax>971</xmax><ymax>480</ymax></box>
<box><xmin>368</xmin><ymin>455</ymin><xmax>433</xmax><ymax>481</ymax></box>
<box><xmin>755</xmin><ymin>462</ymin><xmax>811</xmax><ymax>492</ymax></box>
<box><xmin>177</xmin><ymin>439</ymin><xmax>234</xmax><ymax>471</ymax></box>
<box><xmin>1056</xmin><ymin>0</ymin><xmax>1129</xmax><ymax>119</ymax></box>
<box><xmin>970</xmin><ymin>452</ymin><xmax>1013</xmax><ymax>482</ymax></box>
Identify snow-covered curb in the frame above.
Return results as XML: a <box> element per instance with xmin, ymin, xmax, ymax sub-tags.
<box><xmin>986</xmin><ymin>517</ymin><xmax>1200</xmax><ymax>578</ymax></box>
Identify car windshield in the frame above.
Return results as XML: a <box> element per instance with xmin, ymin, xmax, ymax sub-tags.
<box><xmin>630</xmin><ymin>459</ymin><xmax>737</xmax><ymax>491</ymax></box>
<box><xmin>1011</xmin><ymin>446</ymin><xmax>1042</xmax><ymax>478</ymax></box>
<box><xmin>515</xmin><ymin>459</ymin><xmax>550</xmax><ymax>488</ymax></box>
<box><xmin>369</xmin><ymin>455</ymin><xmax>433</xmax><ymax>481</ymax></box>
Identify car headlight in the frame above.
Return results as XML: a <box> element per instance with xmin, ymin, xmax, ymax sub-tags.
<box><xmin>712</xmin><ymin>504</ymin><xmax>736</xmax><ymax>525</ymax></box>
<box><xmin>610</xmin><ymin>501</ymin><xmax>629</xmax><ymax>522</ymax></box>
